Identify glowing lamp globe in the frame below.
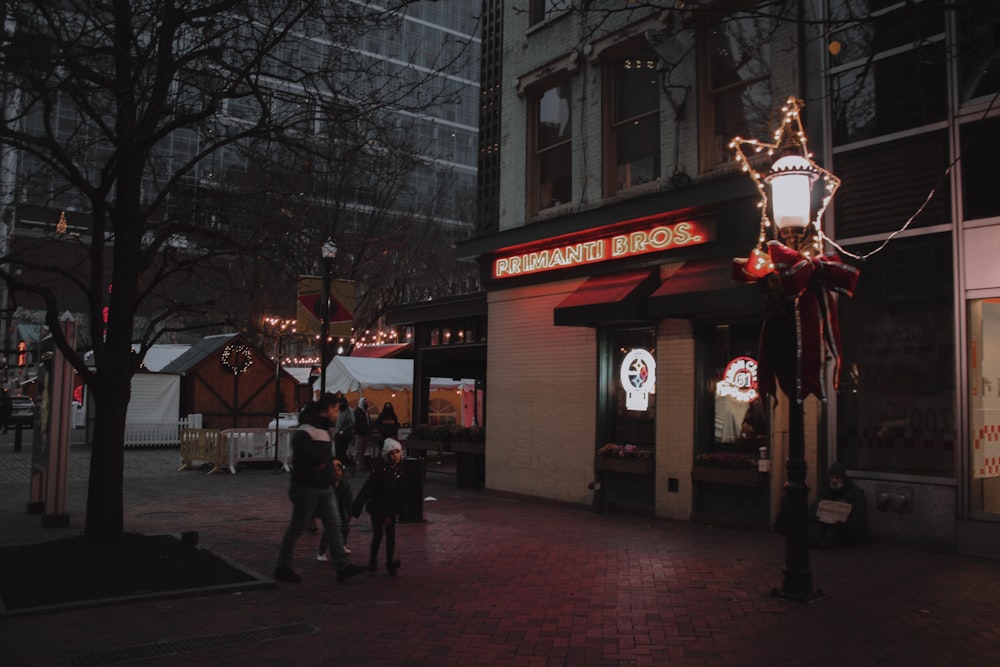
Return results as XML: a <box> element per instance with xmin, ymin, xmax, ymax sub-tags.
<box><xmin>764</xmin><ymin>155</ymin><xmax>819</xmax><ymax>231</ymax></box>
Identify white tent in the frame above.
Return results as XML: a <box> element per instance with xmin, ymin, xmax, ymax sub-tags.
<box><xmin>322</xmin><ymin>356</ymin><xmax>414</xmax><ymax>393</ymax></box>
<box><xmin>126</xmin><ymin>373</ymin><xmax>181</xmax><ymax>422</ymax></box>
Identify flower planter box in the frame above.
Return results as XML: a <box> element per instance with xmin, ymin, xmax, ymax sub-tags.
<box><xmin>595</xmin><ymin>457</ymin><xmax>654</xmax><ymax>475</ymax></box>
<box><xmin>451</xmin><ymin>441</ymin><xmax>485</xmax><ymax>455</ymax></box>
<box><xmin>691</xmin><ymin>466</ymin><xmax>768</xmax><ymax>487</ymax></box>
<box><xmin>403</xmin><ymin>439</ymin><xmax>450</xmax><ymax>454</ymax></box>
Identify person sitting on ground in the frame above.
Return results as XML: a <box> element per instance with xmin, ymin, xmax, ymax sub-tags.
<box><xmin>808</xmin><ymin>462</ymin><xmax>870</xmax><ymax>549</ymax></box>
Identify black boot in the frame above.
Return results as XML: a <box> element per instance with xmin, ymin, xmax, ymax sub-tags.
<box><xmin>387</xmin><ymin>559</ymin><xmax>401</xmax><ymax>576</ymax></box>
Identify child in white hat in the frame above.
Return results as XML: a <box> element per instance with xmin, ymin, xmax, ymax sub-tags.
<box><xmin>351</xmin><ymin>438</ymin><xmax>407</xmax><ymax>574</ymax></box>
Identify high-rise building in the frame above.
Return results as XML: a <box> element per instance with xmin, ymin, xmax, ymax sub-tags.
<box><xmin>0</xmin><ymin>1</ymin><xmax>482</xmax><ymax>373</ymax></box>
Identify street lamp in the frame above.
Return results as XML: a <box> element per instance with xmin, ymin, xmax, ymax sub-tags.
<box><xmin>731</xmin><ymin>97</ymin><xmax>859</xmax><ymax>602</ymax></box>
<box><xmin>319</xmin><ymin>238</ymin><xmax>337</xmax><ymax>397</ymax></box>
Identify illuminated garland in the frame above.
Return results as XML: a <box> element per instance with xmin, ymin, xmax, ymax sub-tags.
<box><xmin>221</xmin><ymin>344</ymin><xmax>254</xmax><ymax>375</ymax></box>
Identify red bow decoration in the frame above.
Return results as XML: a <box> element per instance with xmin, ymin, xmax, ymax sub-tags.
<box><xmin>733</xmin><ymin>240</ymin><xmax>859</xmax><ymax>401</ymax></box>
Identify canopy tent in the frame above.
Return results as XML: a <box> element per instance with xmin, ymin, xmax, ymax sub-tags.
<box><xmin>323</xmin><ymin>356</ymin><xmax>414</xmax><ymax>393</ymax></box>
<box><xmin>322</xmin><ymin>356</ymin><xmax>477</xmax><ymax>427</ymax></box>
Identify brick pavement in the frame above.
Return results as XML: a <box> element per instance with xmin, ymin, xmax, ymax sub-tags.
<box><xmin>2</xmin><ymin>437</ymin><xmax>1000</xmax><ymax>666</ymax></box>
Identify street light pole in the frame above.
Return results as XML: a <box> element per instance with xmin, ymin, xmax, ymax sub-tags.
<box><xmin>730</xmin><ymin>98</ymin><xmax>857</xmax><ymax>603</ymax></box>
<box><xmin>319</xmin><ymin>239</ymin><xmax>337</xmax><ymax>397</ymax></box>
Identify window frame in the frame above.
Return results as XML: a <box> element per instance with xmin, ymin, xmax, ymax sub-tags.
<box><xmin>696</xmin><ymin>3</ymin><xmax>776</xmax><ymax>172</ymax></box>
<box><xmin>526</xmin><ymin>78</ymin><xmax>573</xmax><ymax>216</ymax></box>
<box><xmin>602</xmin><ymin>49</ymin><xmax>662</xmax><ymax>197</ymax></box>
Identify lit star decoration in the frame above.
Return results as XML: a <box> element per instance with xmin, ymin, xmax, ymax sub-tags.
<box><xmin>729</xmin><ymin>96</ymin><xmax>840</xmax><ymax>275</ymax></box>
<box><xmin>729</xmin><ymin>97</ymin><xmax>859</xmax><ymax>402</ymax></box>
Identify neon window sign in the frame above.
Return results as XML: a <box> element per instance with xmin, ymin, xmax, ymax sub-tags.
<box><xmin>620</xmin><ymin>348</ymin><xmax>656</xmax><ymax>411</ymax></box>
<box><xmin>716</xmin><ymin>356</ymin><xmax>758</xmax><ymax>403</ymax></box>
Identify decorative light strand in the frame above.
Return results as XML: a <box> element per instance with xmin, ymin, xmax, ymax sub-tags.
<box><xmin>221</xmin><ymin>343</ymin><xmax>254</xmax><ymax>375</ymax></box>
<box><xmin>729</xmin><ymin>96</ymin><xmax>841</xmax><ymax>259</ymax></box>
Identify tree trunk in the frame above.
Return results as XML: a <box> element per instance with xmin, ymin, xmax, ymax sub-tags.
<box><xmin>83</xmin><ymin>154</ymin><xmax>143</xmax><ymax>539</ymax></box>
<box><xmin>84</xmin><ymin>375</ymin><xmax>131</xmax><ymax>539</ymax></box>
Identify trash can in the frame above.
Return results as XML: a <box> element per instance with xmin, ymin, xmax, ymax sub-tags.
<box><xmin>456</xmin><ymin>451</ymin><xmax>485</xmax><ymax>489</ymax></box>
<box><xmin>399</xmin><ymin>456</ymin><xmax>425</xmax><ymax>523</ymax></box>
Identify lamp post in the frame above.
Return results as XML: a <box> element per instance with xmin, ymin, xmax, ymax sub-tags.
<box><xmin>731</xmin><ymin>98</ymin><xmax>858</xmax><ymax>602</ymax></box>
<box><xmin>319</xmin><ymin>239</ymin><xmax>337</xmax><ymax>397</ymax></box>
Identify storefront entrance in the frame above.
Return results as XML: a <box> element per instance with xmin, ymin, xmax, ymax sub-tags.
<box><xmin>596</xmin><ymin>328</ymin><xmax>656</xmax><ymax>513</ymax></box>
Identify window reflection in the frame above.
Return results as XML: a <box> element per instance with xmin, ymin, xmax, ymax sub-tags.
<box><xmin>836</xmin><ymin>234</ymin><xmax>955</xmax><ymax>475</ymax></box>
<box><xmin>534</xmin><ymin>82</ymin><xmax>572</xmax><ymax>210</ymax></box>
<box><xmin>969</xmin><ymin>298</ymin><xmax>1000</xmax><ymax>515</ymax></box>
<box><xmin>702</xmin><ymin>8</ymin><xmax>774</xmax><ymax>166</ymax></box>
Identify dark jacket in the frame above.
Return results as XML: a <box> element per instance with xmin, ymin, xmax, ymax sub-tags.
<box><xmin>811</xmin><ymin>477</ymin><xmax>870</xmax><ymax>545</ymax></box>
<box><xmin>334</xmin><ymin>476</ymin><xmax>353</xmax><ymax>524</ymax></box>
<box><xmin>354</xmin><ymin>402</ymin><xmax>372</xmax><ymax>436</ymax></box>
<box><xmin>351</xmin><ymin>461</ymin><xmax>406</xmax><ymax>518</ymax></box>
<box><xmin>376</xmin><ymin>413</ymin><xmax>399</xmax><ymax>440</ymax></box>
<box><xmin>289</xmin><ymin>406</ymin><xmax>335</xmax><ymax>489</ymax></box>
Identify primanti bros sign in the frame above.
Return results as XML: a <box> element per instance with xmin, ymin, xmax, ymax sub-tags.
<box><xmin>492</xmin><ymin>214</ymin><xmax>715</xmax><ymax>279</ymax></box>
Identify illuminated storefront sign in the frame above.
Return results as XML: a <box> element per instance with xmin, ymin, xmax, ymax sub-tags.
<box><xmin>493</xmin><ymin>219</ymin><xmax>713</xmax><ymax>279</ymax></box>
<box><xmin>716</xmin><ymin>356</ymin><xmax>759</xmax><ymax>403</ymax></box>
<box><xmin>620</xmin><ymin>348</ymin><xmax>656</xmax><ymax>411</ymax></box>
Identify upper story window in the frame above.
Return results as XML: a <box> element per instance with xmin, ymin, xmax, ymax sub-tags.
<box><xmin>827</xmin><ymin>1</ymin><xmax>946</xmax><ymax>146</ymax></box>
<box><xmin>529</xmin><ymin>0</ymin><xmax>571</xmax><ymax>28</ymax></box>
<box><xmin>957</xmin><ymin>0</ymin><xmax>1000</xmax><ymax>106</ymax></box>
<box><xmin>528</xmin><ymin>81</ymin><xmax>572</xmax><ymax>214</ymax></box>
<box><xmin>826</xmin><ymin>1</ymin><xmax>951</xmax><ymax>237</ymax></box>
<box><xmin>605</xmin><ymin>51</ymin><xmax>661</xmax><ymax>195</ymax></box>
<box><xmin>699</xmin><ymin>6</ymin><xmax>774</xmax><ymax>170</ymax></box>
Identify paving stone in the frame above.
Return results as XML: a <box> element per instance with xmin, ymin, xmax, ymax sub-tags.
<box><xmin>2</xmin><ymin>436</ymin><xmax>1000</xmax><ymax>665</ymax></box>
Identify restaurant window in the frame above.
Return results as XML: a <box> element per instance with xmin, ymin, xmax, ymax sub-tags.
<box><xmin>698</xmin><ymin>5</ymin><xmax>774</xmax><ymax>170</ymax></box>
<box><xmin>605</xmin><ymin>50</ymin><xmax>660</xmax><ymax>195</ymax></box>
<box><xmin>698</xmin><ymin>321</ymin><xmax>770</xmax><ymax>459</ymax></box>
<box><xmin>691</xmin><ymin>320</ymin><xmax>771</xmax><ymax>529</ymax></box>
<box><xmin>528</xmin><ymin>81</ymin><xmax>572</xmax><ymax>215</ymax></box>
<box><xmin>428</xmin><ymin>396</ymin><xmax>459</xmax><ymax>426</ymax></box>
<box><xmin>836</xmin><ymin>234</ymin><xmax>955</xmax><ymax>476</ymax></box>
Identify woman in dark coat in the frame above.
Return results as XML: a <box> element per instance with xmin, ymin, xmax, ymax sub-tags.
<box><xmin>375</xmin><ymin>402</ymin><xmax>400</xmax><ymax>454</ymax></box>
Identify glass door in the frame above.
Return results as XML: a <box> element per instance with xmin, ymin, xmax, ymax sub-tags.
<box><xmin>596</xmin><ymin>328</ymin><xmax>656</xmax><ymax>513</ymax></box>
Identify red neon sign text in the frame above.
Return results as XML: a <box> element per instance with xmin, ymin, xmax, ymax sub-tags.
<box><xmin>494</xmin><ymin>220</ymin><xmax>711</xmax><ymax>279</ymax></box>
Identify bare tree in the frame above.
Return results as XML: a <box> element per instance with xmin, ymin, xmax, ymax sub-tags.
<box><xmin>0</xmin><ymin>0</ymin><xmax>475</xmax><ymax>539</ymax></box>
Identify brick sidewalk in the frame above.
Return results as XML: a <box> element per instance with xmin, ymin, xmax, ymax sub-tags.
<box><xmin>2</xmin><ymin>448</ymin><xmax>1000</xmax><ymax>666</ymax></box>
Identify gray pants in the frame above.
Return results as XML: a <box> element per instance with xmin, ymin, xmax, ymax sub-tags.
<box><xmin>277</xmin><ymin>483</ymin><xmax>350</xmax><ymax>570</ymax></box>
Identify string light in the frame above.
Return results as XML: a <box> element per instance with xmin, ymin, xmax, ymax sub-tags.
<box><xmin>221</xmin><ymin>343</ymin><xmax>254</xmax><ymax>375</ymax></box>
<box><xmin>729</xmin><ymin>96</ymin><xmax>841</xmax><ymax>260</ymax></box>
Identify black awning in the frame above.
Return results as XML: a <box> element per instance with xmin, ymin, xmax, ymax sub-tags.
<box><xmin>554</xmin><ymin>269</ymin><xmax>660</xmax><ymax>327</ymax></box>
<box><xmin>647</xmin><ymin>258</ymin><xmax>763</xmax><ymax>319</ymax></box>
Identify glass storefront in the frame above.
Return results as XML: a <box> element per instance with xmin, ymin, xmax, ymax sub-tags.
<box><xmin>597</xmin><ymin>328</ymin><xmax>656</xmax><ymax>512</ymax></box>
<box><xmin>968</xmin><ymin>298</ymin><xmax>1000</xmax><ymax>517</ymax></box>
<box><xmin>836</xmin><ymin>233</ymin><xmax>955</xmax><ymax>475</ymax></box>
<box><xmin>692</xmin><ymin>320</ymin><xmax>771</xmax><ymax>528</ymax></box>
